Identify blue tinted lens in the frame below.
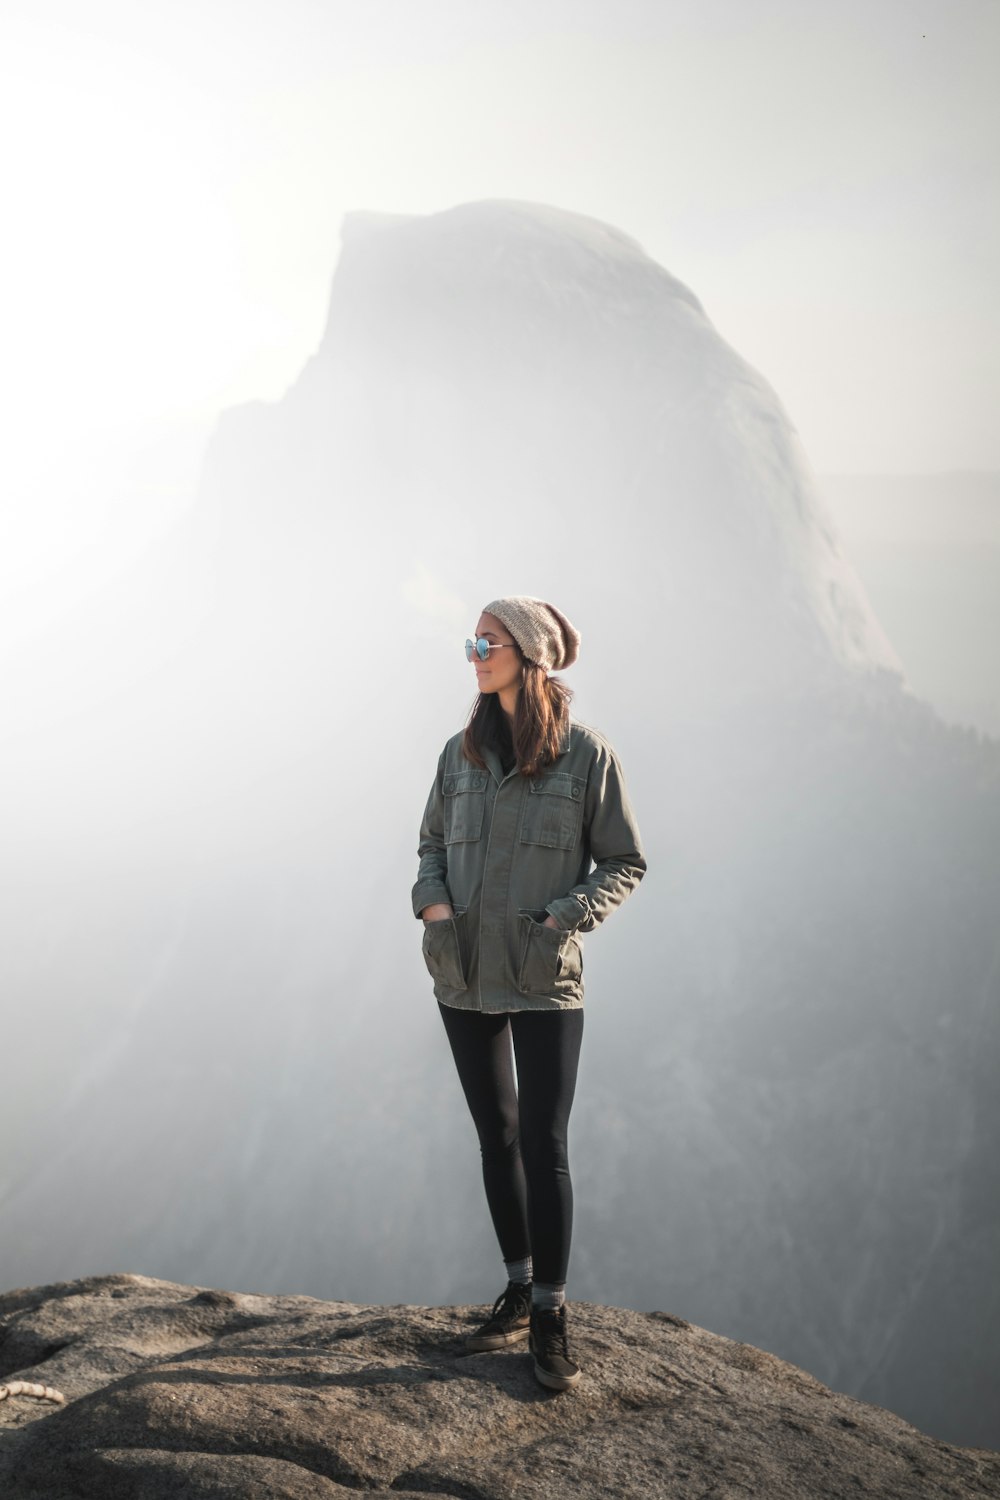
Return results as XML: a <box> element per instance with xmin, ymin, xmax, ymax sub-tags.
<box><xmin>476</xmin><ymin>637</ymin><xmax>490</xmax><ymax>660</ymax></box>
<box><xmin>465</xmin><ymin>639</ymin><xmax>475</xmax><ymax>661</ymax></box>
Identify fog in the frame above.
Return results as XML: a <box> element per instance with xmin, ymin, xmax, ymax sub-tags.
<box><xmin>2</xmin><ymin>202</ymin><xmax>998</xmax><ymax>1453</ymax></box>
<box><xmin>820</xmin><ymin>472</ymin><xmax>1000</xmax><ymax>741</ymax></box>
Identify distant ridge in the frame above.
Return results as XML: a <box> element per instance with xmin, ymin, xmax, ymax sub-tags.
<box><xmin>820</xmin><ymin>470</ymin><xmax>1000</xmax><ymax>737</ymax></box>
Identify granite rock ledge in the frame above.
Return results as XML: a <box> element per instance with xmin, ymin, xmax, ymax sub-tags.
<box><xmin>0</xmin><ymin>1273</ymin><xmax>995</xmax><ymax>1499</ymax></box>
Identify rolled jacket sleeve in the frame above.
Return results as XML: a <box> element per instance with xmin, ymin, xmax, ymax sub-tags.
<box><xmin>544</xmin><ymin>746</ymin><xmax>646</xmax><ymax>932</ymax></box>
<box><xmin>412</xmin><ymin>752</ymin><xmax>453</xmax><ymax>919</ymax></box>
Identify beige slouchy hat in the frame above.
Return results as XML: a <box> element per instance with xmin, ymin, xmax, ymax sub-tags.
<box><xmin>482</xmin><ymin>596</ymin><xmax>580</xmax><ymax>672</ymax></box>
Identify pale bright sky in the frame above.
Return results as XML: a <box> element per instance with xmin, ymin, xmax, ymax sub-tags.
<box><xmin>1</xmin><ymin>0</ymin><xmax>998</xmax><ymax>512</ymax></box>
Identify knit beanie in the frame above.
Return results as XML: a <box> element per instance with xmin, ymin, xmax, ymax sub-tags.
<box><xmin>482</xmin><ymin>596</ymin><xmax>580</xmax><ymax>672</ymax></box>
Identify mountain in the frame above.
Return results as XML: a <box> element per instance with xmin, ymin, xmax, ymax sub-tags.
<box><xmin>819</xmin><ymin>470</ymin><xmax>1000</xmax><ymax>738</ymax></box>
<box><xmin>1</xmin><ymin>200</ymin><xmax>997</xmax><ymax>1450</ymax></box>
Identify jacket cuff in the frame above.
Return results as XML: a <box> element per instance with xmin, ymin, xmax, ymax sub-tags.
<box><xmin>412</xmin><ymin>883</ymin><xmax>452</xmax><ymax>920</ymax></box>
<box><xmin>545</xmin><ymin>894</ymin><xmax>590</xmax><ymax>931</ymax></box>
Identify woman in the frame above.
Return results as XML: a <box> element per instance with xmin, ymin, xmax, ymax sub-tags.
<box><xmin>413</xmin><ymin>596</ymin><xmax>645</xmax><ymax>1391</ymax></box>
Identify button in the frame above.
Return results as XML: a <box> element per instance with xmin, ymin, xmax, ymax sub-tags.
<box><xmin>571</xmin><ymin>786</ymin><xmax>581</xmax><ymax>799</ymax></box>
<box><xmin>444</xmin><ymin>780</ymin><xmax>455</xmax><ymax>794</ymax></box>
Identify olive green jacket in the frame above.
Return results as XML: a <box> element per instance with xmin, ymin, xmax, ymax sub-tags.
<box><xmin>412</xmin><ymin>720</ymin><xmax>646</xmax><ymax>1013</ymax></box>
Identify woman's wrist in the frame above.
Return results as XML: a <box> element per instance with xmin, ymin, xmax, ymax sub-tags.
<box><xmin>421</xmin><ymin>902</ymin><xmax>455</xmax><ymax>922</ymax></box>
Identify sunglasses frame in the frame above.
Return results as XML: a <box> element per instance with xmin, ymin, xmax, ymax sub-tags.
<box><xmin>466</xmin><ymin>637</ymin><xmax>517</xmax><ymax>662</ymax></box>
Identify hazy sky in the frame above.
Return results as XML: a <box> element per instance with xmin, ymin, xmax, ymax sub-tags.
<box><xmin>2</xmin><ymin>0</ymin><xmax>997</xmax><ymax>496</ymax></box>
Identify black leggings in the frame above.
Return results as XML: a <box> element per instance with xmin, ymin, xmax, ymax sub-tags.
<box><xmin>438</xmin><ymin>1002</ymin><xmax>584</xmax><ymax>1286</ymax></box>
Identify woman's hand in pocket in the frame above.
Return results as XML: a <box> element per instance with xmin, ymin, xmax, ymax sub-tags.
<box><xmin>542</xmin><ymin>914</ymin><xmax>560</xmax><ymax>929</ymax></box>
<box><xmin>421</xmin><ymin>903</ymin><xmax>455</xmax><ymax>922</ymax></box>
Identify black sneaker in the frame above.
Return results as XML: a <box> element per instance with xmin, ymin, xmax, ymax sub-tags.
<box><xmin>466</xmin><ymin>1281</ymin><xmax>532</xmax><ymax>1352</ymax></box>
<box><xmin>529</xmin><ymin>1304</ymin><xmax>581</xmax><ymax>1391</ymax></box>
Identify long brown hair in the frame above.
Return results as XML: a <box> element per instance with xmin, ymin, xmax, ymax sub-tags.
<box><xmin>463</xmin><ymin>658</ymin><xmax>573</xmax><ymax>777</ymax></box>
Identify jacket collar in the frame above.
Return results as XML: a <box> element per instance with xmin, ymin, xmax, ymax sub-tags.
<box><xmin>483</xmin><ymin>745</ymin><xmax>505</xmax><ymax>785</ymax></box>
<box><xmin>485</xmin><ymin>718</ymin><xmax>572</xmax><ymax>784</ymax></box>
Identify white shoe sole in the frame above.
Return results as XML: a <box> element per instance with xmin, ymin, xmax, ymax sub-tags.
<box><xmin>466</xmin><ymin>1324</ymin><xmax>531</xmax><ymax>1352</ymax></box>
<box><xmin>532</xmin><ymin>1358</ymin><xmax>582</xmax><ymax>1391</ymax></box>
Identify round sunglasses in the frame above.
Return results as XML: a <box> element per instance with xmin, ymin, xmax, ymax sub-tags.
<box><xmin>465</xmin><ymin>637</ymin><xmax>517</xmax><ymax>662</ymax></box>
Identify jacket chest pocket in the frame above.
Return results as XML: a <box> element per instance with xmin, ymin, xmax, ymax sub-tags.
<box><xmin>443</xmin><ymin>770</ymin><xmax>487</xmax><ymax>844</ymax></box>
<box><xmin>520</xmin><ymin>773</ymin><xmax>586</xmax><ymax>851</ymax></box>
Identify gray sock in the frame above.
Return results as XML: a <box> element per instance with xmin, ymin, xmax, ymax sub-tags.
<box><xmin>531</xmin><ymin>1281</ymin><xmax>565</xmax><ymax>1311</ymax></box>
<box><xmin>504</xmin><ymin>1256</ymin><xmax>533</xmax><ymax>1286</ymax></box>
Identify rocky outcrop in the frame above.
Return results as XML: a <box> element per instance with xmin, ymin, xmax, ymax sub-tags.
<box><xmin>0</xmin><ymin>1274</ymin><xmax>995</xmax><ymax>1499</ymax></box>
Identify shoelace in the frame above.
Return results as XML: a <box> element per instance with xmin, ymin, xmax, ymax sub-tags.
<box><xmin>492</xmin><ymin>1283</ymin><xmax>530</xmax><ymax>1322</ymax></box>
<box><xmin>534</xmin><ymin>1309</ymin><xmax>569</xmax><ymax>1357</ymax></box>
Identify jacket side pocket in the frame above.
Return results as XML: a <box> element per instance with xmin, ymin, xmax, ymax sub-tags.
<box><xmin>516</xmin><ymin>910</ymin><xmax>582</xmax><ymax>997</ymax></box>
<box><xmin>422</xmin><ymin>908</ymin><xmax>468</xmax><ymax>991</ymax></box>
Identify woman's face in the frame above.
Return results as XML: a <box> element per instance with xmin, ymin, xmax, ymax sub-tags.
<box><xmin>472</xmin><ymin>611</ymin><xmax>522</xmax><ymax>700</ymax></box>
